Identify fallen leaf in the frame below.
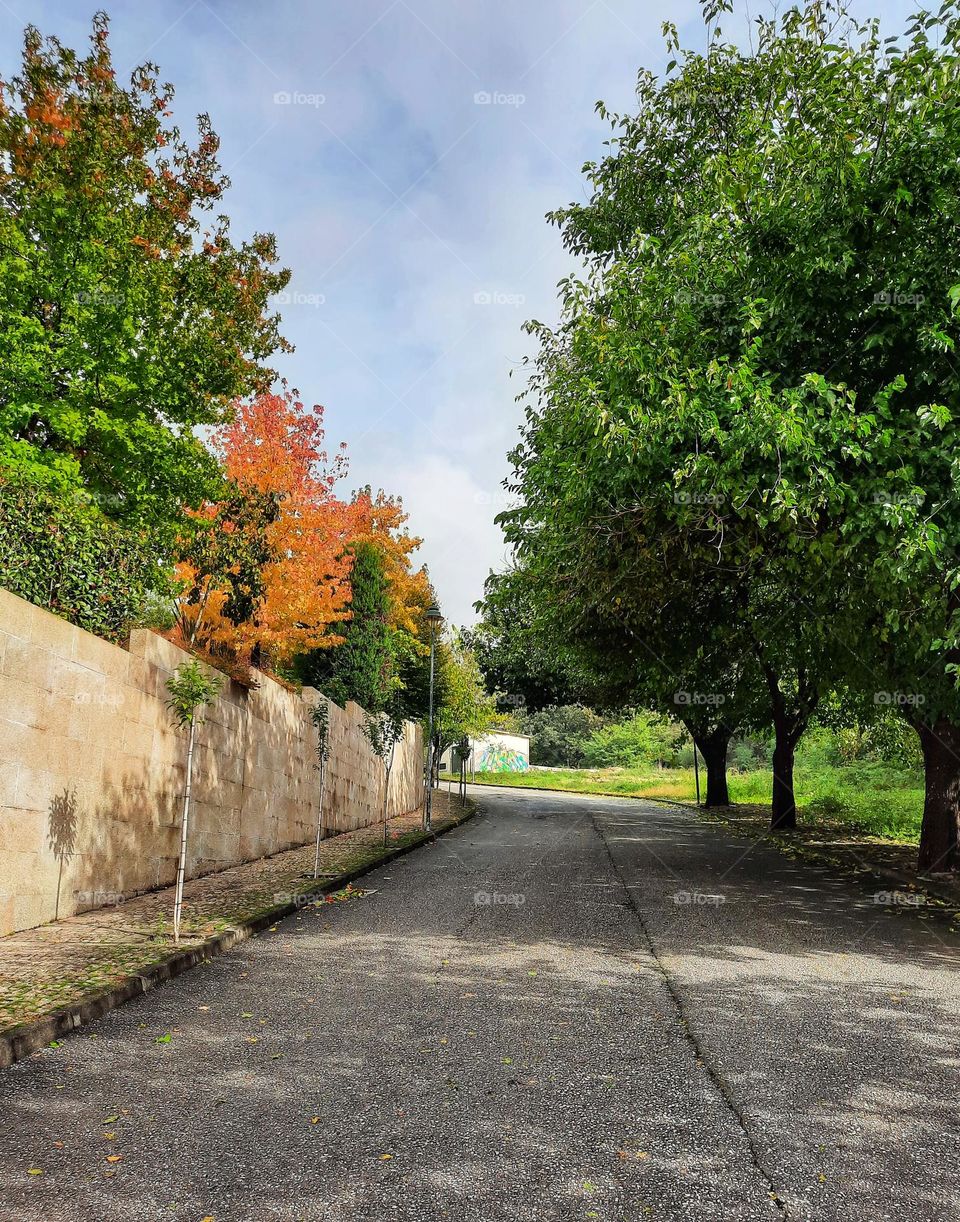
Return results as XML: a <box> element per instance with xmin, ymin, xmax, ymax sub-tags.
<box><xmin>102</xmin><ymin>1116</ymin><xmax>119</xmax><ymax>1124</ymax></box>
<box><xmin>378</xmin><ymin>1153</ymin><xmax>393</xmax><ymax>1161</ymax></box>
<box><xmin>155</xmin><ymin>1034</ymin><xmax>171</xmax><ymax>1044</ymax></box>
<box><xmin>27</xmin><ymin>1168</ymin><xmax>42</xmax><ymax>1176</ymax></box>
<box><xmin>310</xmin><ymin>1117</ymin><xmax>320</xmax><ymax>1125</ymax></box>
<box><xmin>106</xmin><ymin>1155</ymin><xmax>122</xmax><ymax>1164</ymax></box>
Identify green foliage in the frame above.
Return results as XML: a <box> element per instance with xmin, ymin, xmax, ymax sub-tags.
<box><xmin>582</xmin><ymin>713</ymin><xmax>684</xmax><ymax>769</ymax></box>
<box><xmin>165</xmin><ymin>659</ymin><xmax>222</xmax><ymax>727</ymax></box>
<box><xmin>496</xmin><ymin>0</ymin><xmax>960</xmax><ymax>851</ymax></box>
<box><xmin>521</xmin><ymin>704</ymin><xmax>607</xmax><ymax>767</ymax></box>
<box><xmin>310</xmin><ymin>698</ymin><xmax>331</xmax><ymax>766</ymax></box>
<box><xmin>361</xmin><ymin>706</ymin><xmax>407</xmax><ymax>762</ymax></box>
<box><xmin>0</xmin><ymin>14</ymin><xmax>291</xmax><ymax>533</ymax></box>
<box><xmin>0</xmin><ymin>474</ymin><xmax>161</xmax><ymax>642</ymax></box>
<box><xmin>433</xmin><ymin>636</ymin><xmax>497</xmax><ymax>757</ymax></box>
<box><xmin>465</xmin><ymin>570</ymin><xmax>589</xmax><ymax>712</ymax></box>
<box><xmin>299</xmin><ymin>542</ymin><xmax>393</xmax><ymax>711</ymax></box>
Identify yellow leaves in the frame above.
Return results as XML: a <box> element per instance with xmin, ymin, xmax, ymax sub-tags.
<box><xmin>105</xmin><ymin>1154</ymin><xmax>122</xmax><ymax>1164</ymax></box>
<box><xmin>378</xmin><ymin>1153</ymin><xmax>393</xmax><ymax>1161</ymax></box>
<box><xmin>27</xmin><ymin>1167</ymin><xmax>42</xmax><ymax>1176</ymax></box>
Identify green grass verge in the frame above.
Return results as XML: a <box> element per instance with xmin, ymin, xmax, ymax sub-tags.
<box><xmin>458</xmin><ymin>763</ymin><xmax>924</xmax><ymax>843</ymax></box>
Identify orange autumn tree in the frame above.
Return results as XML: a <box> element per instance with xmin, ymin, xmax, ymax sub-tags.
<box><xmin>174</xmin><ymin>390</ymin><xmax>355</xmax><ymax>671</ymax></box>
<box><xmin>350</xmin><ymin>487</ymin><xmax>432</xmax><ymax>635</ymax></box>
<box><xmin>294</xmin><ymin>487</ymin><xmax>434</xmax><ymax>714</ymax></box>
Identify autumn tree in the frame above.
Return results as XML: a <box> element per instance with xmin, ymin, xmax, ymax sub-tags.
<box><xmin>173</xmin><ymin>390</ymin><xmax>354</xmax><ymax>670</ymax></box>
<box><xmin>0</xmin><ymin>14</ymin><xmax>290</xmax><ymax>532</ymax></box>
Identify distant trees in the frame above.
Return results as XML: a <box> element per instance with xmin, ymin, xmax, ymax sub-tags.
<box><xmin>491</xmin><ymin>0</ymin><xmax>960</xmax><ymax>870</ymax></box>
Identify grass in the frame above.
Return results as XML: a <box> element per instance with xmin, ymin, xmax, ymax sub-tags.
<box><xmin>460</xmin><ymin>761</ymin><xmax>924</xmax><ymax>843</ymax></box>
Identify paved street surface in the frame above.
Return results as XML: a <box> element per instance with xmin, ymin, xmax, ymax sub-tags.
<box><xmin>1</xmin><ymin>786</ymin><xmax>959</xmax><ymax>1221</ymax></box>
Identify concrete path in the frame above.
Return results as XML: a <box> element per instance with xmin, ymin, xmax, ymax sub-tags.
<box><xmin>1</xmin><ymin>786</ymin><xmax>958</xmax><ymax>1221</ymax></box>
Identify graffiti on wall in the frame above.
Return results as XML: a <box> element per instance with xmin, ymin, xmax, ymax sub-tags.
<box><xmin>477</xmin><ymin>743</ymin><xmax>529</xmax><ymax>772</ymax></box>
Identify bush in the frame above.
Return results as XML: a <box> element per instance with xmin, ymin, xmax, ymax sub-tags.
<box><xmin>582</xmin><ymin>712</ymin><xmax>684</xmax><ymax>769</ymax></box>
<box><xmin>0</xmin><ymin>476</ymin><xmax>161</xmax><ymax>643</ymax></box>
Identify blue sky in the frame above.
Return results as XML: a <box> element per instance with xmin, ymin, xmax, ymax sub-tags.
<box><xmin>1</xmin><ymin>0</ymin><xmax>915</xmax><ymax>622</ymax></box>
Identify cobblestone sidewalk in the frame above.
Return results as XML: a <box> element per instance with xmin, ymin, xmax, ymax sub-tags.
<box><xmin>0</xmin><ymin>791</ymin><xmax>473</xmax><ymax>1037</ymax></box>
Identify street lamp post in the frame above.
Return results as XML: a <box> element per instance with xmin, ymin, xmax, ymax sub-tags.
<box><xmin>424</xmin><ymin>603</ymin><xmax>442</xmax><ymax>830</ymax></box>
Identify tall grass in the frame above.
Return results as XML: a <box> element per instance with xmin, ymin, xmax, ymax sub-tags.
<box><xmin>466</xmin><ymin>762</ymin><xmax>924</xmax><ymax>843</ymax></box>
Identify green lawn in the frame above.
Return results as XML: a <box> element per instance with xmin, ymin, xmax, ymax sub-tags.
<box><xmin>460</xmin><ymin>762</ymin><xmax>924</xmax><ymax>843</ymax></box>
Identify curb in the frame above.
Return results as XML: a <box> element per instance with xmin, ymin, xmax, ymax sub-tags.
<box><xmin>0</xmin><ymin>802</ymin><xmax>479</xmax><ymax>1070</ymax></box>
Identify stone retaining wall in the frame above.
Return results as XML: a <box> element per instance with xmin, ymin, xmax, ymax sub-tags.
<box><xmin>0</xmin><ymin>588</ymin><xmax>424</xmax><ymax>935</ymax></box>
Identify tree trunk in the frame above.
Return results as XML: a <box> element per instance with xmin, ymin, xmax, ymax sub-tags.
<box><xmin>770</xmin><ymin>717</ymin><xmax>797</xmax><ymax>831</ymax></box>
<box><xmin>312</xmin><ymin>760</ymin><xmax>326</xmax><ymax>879</ymax></box>
<box><xmin>917</xmin><ymin>720</ymin><xmax>960</xmax><ymax>873</ymax></box>
<box><xmin>173</xmin><ymin>719</ymin><xmax>196</xmax><ymax>943</ymax></box>
<box><xmin>694</xmin><ymin>729</ymin><xmax>731</xmax><ymax>807</ymax></box>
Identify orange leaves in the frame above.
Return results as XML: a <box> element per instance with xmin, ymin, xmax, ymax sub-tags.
<box><xmin>351</xmin><ymin>488</ymin><xmax>431</xmax><ymax>636</ymax></box>
<box><xmin>176</xmin><ymin>390</ymin><xmax>355</xmax><ymax>669</ymax></box>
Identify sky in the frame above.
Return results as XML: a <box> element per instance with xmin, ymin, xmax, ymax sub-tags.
<box><xmin>0</xmin><ymin>0</ymin><xmax>916</xmax><ymax>623</ymax></box>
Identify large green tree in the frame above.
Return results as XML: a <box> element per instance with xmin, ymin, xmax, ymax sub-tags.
<box><xmin>502</xmin><ymin>0</ymin><xmax>960</xmax><ymax>866</ymax></box>
<box><xmin>0</xmin><ymin>14</ymin><xmax>290</xmax><ymax>531</ymax></box>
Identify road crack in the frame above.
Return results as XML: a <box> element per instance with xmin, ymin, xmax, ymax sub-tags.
<box><xmin>591</xmin><ymin>810</ymin><xmax>791</xmax><ymax>1220</ymax></box>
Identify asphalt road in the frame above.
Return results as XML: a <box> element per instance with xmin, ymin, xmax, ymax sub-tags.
<box><xmin>1</xmin><ymin>785</ymin><xmax>959</xmax><ymax>1222</ymax></box>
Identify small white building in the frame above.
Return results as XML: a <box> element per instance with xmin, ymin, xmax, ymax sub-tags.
<box><xmin>440</xmin><ymin>731</ymin><xmax>531</xmax><ymax>774</ymax></box>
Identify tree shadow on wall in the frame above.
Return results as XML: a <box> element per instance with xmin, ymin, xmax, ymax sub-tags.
<box><xmin>48</xmin><ymin>787</ymin><xmax>79</xmax><ymax>920</ymax></box>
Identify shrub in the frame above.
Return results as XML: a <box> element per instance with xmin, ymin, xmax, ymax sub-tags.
<box><xmin>0</xmin><ymin>476</ymin><xmax>161</xmax><ymax>643</ymax></box>
<box><xmin>582</xmin><ymin>712</ymin><xmax>683</xmax><ymax>769</ymax></box>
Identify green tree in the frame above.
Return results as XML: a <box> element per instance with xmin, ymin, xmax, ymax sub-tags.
<box><xmin>0</xmin><ymin>14</ymin><xmax>290</xmax><ymax>532</ymax></box>
<box><xmin>503</xmin><ymin>0</ymin><xmax>960</xmax><ymax>863</ymax></box>
<box><xmin>298</xmin><ymin>541</ymin><xmax>393</xmax><ymax>712</ymax></box>
<box><xmin>165</xmin><ymin>659</ymin><xmax>222</xmax><ymax>943</ymax></box>
<box><xmin>431</xmin><ymin>637</ymin><xmax>497</xmax><ymax>780</ymax></box>
<box><xmin>521</xmin><ymin>705</ymin><xmax>607</xmax><ymax>768</ymax></box>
